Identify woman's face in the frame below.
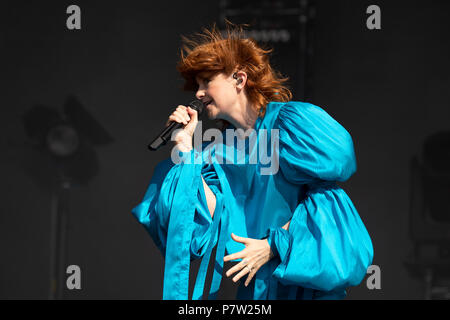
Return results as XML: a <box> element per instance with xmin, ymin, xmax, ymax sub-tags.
<box><xmin>195</xmin><ymin>72</ymin><xmax>238</xmax><ymax>121</ymax></box>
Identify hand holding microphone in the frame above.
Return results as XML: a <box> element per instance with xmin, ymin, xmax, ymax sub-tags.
<box><xmin>148</xmin><ymin>100</ymin><xmax>203</xmax><ymax>151</ymax></box>
<box><xmin>166</xmin><ymin>104</ymin><xmax>199</xmax><ymax>152</ymax></box>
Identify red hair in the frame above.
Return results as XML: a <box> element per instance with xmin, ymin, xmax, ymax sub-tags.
<box><xmin>176</xmin><ymin>22</ymin><xmax>292</xmax><ymax>127</ymax></box>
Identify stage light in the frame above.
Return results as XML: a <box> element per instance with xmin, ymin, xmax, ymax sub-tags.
<box><xmin>46</xmin><ymin>124</ymin><xmax>80</xmax><ymax>157</ymax></box>
<box><xmin>21</xmin><ymin>95</ymin><xmax>113</xmax><ymax>300</ymax></box>
<box><xmin>22</xmin><ymin>95</ymin><xmax>113</xmax><ymax>186</ymax></box>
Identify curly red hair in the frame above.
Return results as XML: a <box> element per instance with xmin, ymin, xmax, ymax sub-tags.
<box><xmin>176</xmin><ymin>22</ymin><xmax>292</xmax><ymax>125</ymax></box>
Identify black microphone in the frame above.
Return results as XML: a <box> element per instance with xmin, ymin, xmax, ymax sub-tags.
<box><xmin>148</xmin><ymin>100</ymin><xmax>204</xmax><ymax>151</ymax></box>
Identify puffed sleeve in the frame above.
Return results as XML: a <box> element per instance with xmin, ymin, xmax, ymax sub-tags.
<box><xmin>276</xmin><ymin>101</ymin><xmax>357</xmax><ymax>184</ymax></box>
<box><xmin>131</xmin><ymin>147</ymin><xmax>225</xmax><ymax>299</ymax></box>
<box><xmin>268</xmin><ymin>101</ymin><xmax>373</xmax><ymax>293</ymax></box>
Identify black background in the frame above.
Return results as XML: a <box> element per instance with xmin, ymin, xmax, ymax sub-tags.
<box><xmin>1</xmin><ymin>0</ymin><xmax>449</xmax><ymax>299</ymax></box>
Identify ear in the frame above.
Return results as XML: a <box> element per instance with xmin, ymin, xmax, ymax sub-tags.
<box><xmin>233</xmin><ymin>71</ymin><xmax>247</xmax><ymax>89</ymax></box>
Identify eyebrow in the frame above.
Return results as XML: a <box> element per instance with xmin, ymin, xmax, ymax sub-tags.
<box><xmin>197</xmin><ymin>71</ymin><xmax>216</xmax><ymax>80</ymax></box>
<box><xmin>195</xmin><ymin>75</ymin><xmax>210</xmax><ymax>86</ymax></box>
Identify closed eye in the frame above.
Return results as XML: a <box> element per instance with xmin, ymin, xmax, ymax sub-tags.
<box><xmin>200</xmin><ymin>77</ymin><xmax>210</xmax><ymax>85</ymax></box>
<box><xmin>195</xmin><ymin>74</ymin><xmax>213</xmax><ymax>89</ymax></box>
<box><xmin>195</xmin><ymin>77</ymin><xmax>207</xmax><ymax>87</ymax></box>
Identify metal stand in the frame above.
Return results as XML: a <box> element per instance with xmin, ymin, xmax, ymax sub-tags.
<box><xmin>49</xmin><ymin>178</ymin><xmax>71</xmax><ymax>300</ymax></box>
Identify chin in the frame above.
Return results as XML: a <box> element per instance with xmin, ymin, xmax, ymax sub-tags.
<box><xmin>206</xmin><ymin>108</ymin><xmax>217</xmax><ymax>119</ymax></box>
<box><xmin>206</xmin><ymin>111</ymin><xmax>215</xmax><ymax>120</ymax></box>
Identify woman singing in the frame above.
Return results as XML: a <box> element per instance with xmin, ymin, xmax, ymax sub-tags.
<box><xmin>132</xmin><ymin>23</ymin><xmax>373</xmax><ymax>300</ymax></box>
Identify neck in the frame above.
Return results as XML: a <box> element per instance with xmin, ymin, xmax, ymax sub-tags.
<box><xmin>225</xmin><ymin>100</ymin><xmax>260</xmax><ymax>138</ymax></box>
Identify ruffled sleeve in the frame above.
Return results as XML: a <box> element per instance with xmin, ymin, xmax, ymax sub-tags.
<box><xmin>131</xmin><ymin>147</ymin><xmax>225</xmax><ymax>299</ymax></box>
<box><xmin>268</xmin><ymin>102</ymin><xmax>373</xmax><ymax>294</ymax></box>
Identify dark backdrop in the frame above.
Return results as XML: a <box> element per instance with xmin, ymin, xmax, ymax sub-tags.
<box><xmin>1</xmin><ymin>0</ymin><xmax>449</xmax><ymax>299</ymax></box>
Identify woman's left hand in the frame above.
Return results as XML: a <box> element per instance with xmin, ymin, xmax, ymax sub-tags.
<box><xmin>223</xmin><ymin>233</ymin><xmax>274</xmax><ymax>287</ymax></box>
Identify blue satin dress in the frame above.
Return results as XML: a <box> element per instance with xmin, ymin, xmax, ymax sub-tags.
<box><xmin>132</xmin><ymin>101</ymin><xmax>374</xmax><ymax>300</ymax></box>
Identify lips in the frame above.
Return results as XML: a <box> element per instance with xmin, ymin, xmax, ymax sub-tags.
<box><xmin>203</xmin><ymin>100</ymin><xmax>213</xmax><ymax>107</ymax></box>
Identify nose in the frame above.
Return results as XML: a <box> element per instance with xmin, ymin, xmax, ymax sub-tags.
<box><xmin>195</xmin><ymin>88</ymin><xmax>205</xmax><ymax>101</ymax></box>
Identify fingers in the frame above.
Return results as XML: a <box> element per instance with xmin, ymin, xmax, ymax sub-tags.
<box><xmin>231</xmin><ymin>265</ymin><xmax>251</xmax><ymax>283</ymax></box>
<box><xmin>225</xmin><ymin>258</ymin><xmax>249</xmax><ymax>277</ymax></box>
<box><xmin>223</xmin><ymin>234</ymin><xmax>250</xmax><ymax>263</ymax></box>
<box><xmin>230</xmin><ymin>233</ymin><xmax>249</xmax><ymax>244</ymax></box>
<box><xmin>186</xmin><ymin>106</ymin><xmax>198</xmax><ymax>120</ymax></box>
<box><xmin>223</xmin><ymin>251</ymin><xmax>245</xmax><ymax>262</ymax></box>
<box><xmin>244</xmin><ymin>267</ymin><xmax>258</xmax><ymax>287</ymax></box>
<box><xmin>167</xmin><ymin>105</ymin><xmax>191</xmax><ymax>126</ymax></box>
<box><xmin>226</xmin><ymin>260</ymin><xmax>259</xmax><ymax>287</ymax></box>
<box><xmin>224</xmin><ymin>235</ymin><xmax>273</xmax><ymax>287</ymax></box>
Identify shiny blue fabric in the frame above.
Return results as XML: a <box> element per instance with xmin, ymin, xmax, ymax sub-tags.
<box><xmin>132</xmin><ymin>101</ymin><xmax>373</xmax><ymax>300</ymax></box>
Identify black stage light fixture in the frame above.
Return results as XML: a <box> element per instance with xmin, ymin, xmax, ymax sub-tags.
<box><xmin>219</xmin><ymin>0</ymin><xmax>315</xmax><ymax>100</ymax></box>
<box><xmin>405</xmin><ymin>130</ymin><xmax>450</xmax><ymax>299</ymax></box>
<box><xmin>21</xmin><ymin>95</ymin><xmax>113</xmax><ymax>300</ymax></box>
<box><xmin>22</xmin><ymin>95</ymin><xmax>113</xmax><ymax>187</ymax></box>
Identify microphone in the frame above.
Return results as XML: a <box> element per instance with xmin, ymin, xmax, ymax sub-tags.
<box><xmin>148</xmin><ymin>100</ymin><xmax>204</xmax><ymax>151</ymax></box>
